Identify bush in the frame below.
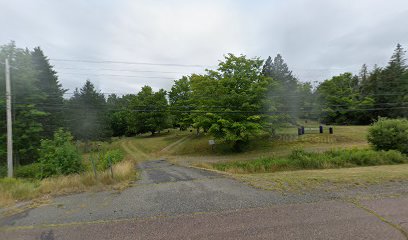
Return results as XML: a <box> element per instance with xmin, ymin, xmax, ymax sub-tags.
<box><xmin>15</xmin><ymin>163</ymin><xmax>42</xmax><ymax>179</ymax></box>
<box><xmin>97</xmin><ymin>149</ymin><xmax>125</xmax><ymax>170</ymax></box>
<box><xmin>368</xmin><ymin>118</ymin><xmax>408</xmax><ymax>153</ymax></box>
<box><xmin>38</xmin><ymin>129</ymin><xmax>83</xmax><ymax>178</ymax></box>
<box><xmin>213</xmin><ymin>148</ymin><xmax>408</xmax><ymax>173</ymax></box>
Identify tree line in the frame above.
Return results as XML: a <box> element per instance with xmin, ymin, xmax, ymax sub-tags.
<box><xmin>0</xmin><ymin>42</ymin><xmax>407</xmax><ymax>166</ymax></box>
<box><xmin>317</xmin><ymin>44</ymin><xmax>408</xmax><ymax>124</ymax></box>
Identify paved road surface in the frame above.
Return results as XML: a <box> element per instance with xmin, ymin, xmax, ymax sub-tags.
<box><xmin>1</xmin><ymin>160</ymin><xmax>407</xmax><ymax>239</ymax></box>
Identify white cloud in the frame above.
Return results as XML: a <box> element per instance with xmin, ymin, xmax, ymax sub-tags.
<box><xmin>0</xmin><ymin>0</ymin><xmax>407</xmax><ymax>93</ymax></box>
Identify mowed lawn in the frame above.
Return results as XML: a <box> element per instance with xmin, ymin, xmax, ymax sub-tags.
<box><xmin>235</xmin><ymin>164</ymin><xmax>408</xmax><ymax>191</ymax></box>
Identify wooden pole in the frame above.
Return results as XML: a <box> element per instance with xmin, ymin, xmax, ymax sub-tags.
<box><xmin>5</xmin><ymin>58</ymin><xmax>13</xmax><ymax>178</ymax></box>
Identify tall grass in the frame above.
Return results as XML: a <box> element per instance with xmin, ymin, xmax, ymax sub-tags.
<box><xmin>0</xmin><ymin>178</ymin><xmax>40</xmax><ymax>207</ymax></box>
<box><xmin>213</xmin><ymin>149</ymin><xmax>407</xmax><ymax>174</ymax></box>
<box><xmin>0</xmin><ymin>160</ymin><xmax>136</xmax><ymax>208</ymax></box>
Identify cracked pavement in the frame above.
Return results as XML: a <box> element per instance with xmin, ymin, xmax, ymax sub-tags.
<box><xmin>1</xmin><ymin>160</ymin><xmax>407</xmax><ymax>239</ymax></box>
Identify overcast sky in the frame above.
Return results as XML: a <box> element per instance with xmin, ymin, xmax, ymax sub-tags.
<box><xmin>1</xmin><ymin>0</ymin><xmax>408</xmax><ymax>94</ymax></box>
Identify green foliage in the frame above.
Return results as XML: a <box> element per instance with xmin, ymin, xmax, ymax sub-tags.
<box><xmin>169</xmin><ymin>76</ymin><xmax>194</xmax><ymax>130</ymax></box>
<box><xmin>0</xmin><ymin>42</ymin><xmax>49</xmax><ymax>164</ymax></box>
<box><xmin>190</xmin><ymin>54</ymin><xmax>278</xmax><ymax>151</ymax></box>
<box><xmin>213</xmin><ymin>148</ymin><xmax>407</xmax><ymax>173</ymax></box>
<box><xmin>131</xmin><ymin>86</ymin><xmax>170</xmax><ymax>135</ymax></box>
<box><xmin>38</xmin><ymin>129</ymin><xmax>83</xmax><ymax>178</ymax></box>
<box><xmin>317</xmin><ymin>73</ymin><xmax>375</xmax><ymax>124</ymax></box>
<box><xmin>97</xmin><ymin>149</ymin><xmax>125</xmax><ymax>170</ymax></box>
<box><xmin>108</xmin><ymin>87</ymin><xmax>170</xmax><ymax>136</ymax></box>
<box><xmin>66</xmin><ymin>80</ymin><xmax>111</xmax><ymax>141</ymax></box>
<box><xmin>262</xmin><ymin>55</ymin><xmax>298</xmax><ymax>120</ymax></box>
<box><xmin>15</xmin><ymin>163</ymin><xmax>42</xmax><ymax>179</ymax></box>
<box><xmin>31</xmin><ymin>47</ymin><xmax>66</xmax><ymax>139</ymax></box>
<box><xmin>0</xmin><ymin>165</ymin><xmax>6</xmax><ymax>178</ymax></box>
<box><xmin>368</xmin><ymin>118</ymin><xmax>408</xmax><ymax>153</ymax></box>
<box><xmin>318</xmin><ymin>44</ymin><xmax>408</xmax><ymax>124</ymax></box>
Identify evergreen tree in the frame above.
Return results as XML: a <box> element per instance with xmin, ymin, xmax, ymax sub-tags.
<box><xmin>359</xmin><ymin>64</ymin><xmax>369</xmax><ymax>86</ymax></box>
<box><xmin>0</xmin><ymin>42</ymin><xmax>47</xmax><ymax>164</ymax></box>
<box><xmin>66</xmin><ymin>80</ymin><xmax>110</xmax><ymax>141</ymax></box>
<box><xmin>263</xmin><ymin>54</ymin><xmax>301</xmax><ymax>122</ymax></box>
<box><xmin>378</xmin><ymin>44</ymin><xmax>408</xmax><ymax>118</ymax></box>
<box><xmin>31</xmin><ymin>47</ymin><xmax>66</xmax><ymax>138</ymax></box>
<box><xmin>261</xmin><ymin>56</ymin><xmax>273</xmax><ymax>76</ymax></box>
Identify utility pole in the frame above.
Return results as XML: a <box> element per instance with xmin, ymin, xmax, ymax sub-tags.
<box><xmin>5</xmin><ymin>58</ymin><xmax>13</xmax><ymax>178</ymax></box>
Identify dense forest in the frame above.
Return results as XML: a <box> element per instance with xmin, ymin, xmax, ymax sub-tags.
<box><xmin>0</xmin><ymin>42</ymin><xmax>407</xmax><ymax>166</ymax></box>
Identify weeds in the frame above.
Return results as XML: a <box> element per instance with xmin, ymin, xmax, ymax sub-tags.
<box><xmin>213</xmin><ymin>148</ymin><xmax>407</xmax><ymax>174</ymax></box>
<box><xmin>0</xmin><ymin>160</ymin><xmax>136</xmax><ymax>208</ymax></box>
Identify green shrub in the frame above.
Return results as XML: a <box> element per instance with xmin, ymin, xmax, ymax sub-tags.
<box><xmin>213</xmin><ymin>148</ymin><xmax>408</xmax><ymax>173</ymax></box>
<box><xmin>38</xmin><ymin>129</ymin><xmax>83</xmax><ymax>178</ymax></box>
<box><xmin>368</xmin><ymin>118</ymin><xmax>408</xmax><ymax>153</ymax></box>
<box><xmin>97</xmin><ymin>149</ymin><xmax>125</xmax><ymax>170</ymax></box>
<box><xmin>15</xmin><ymin>163</ymin><xmax>42</xmax><ymax>179</ymax></box>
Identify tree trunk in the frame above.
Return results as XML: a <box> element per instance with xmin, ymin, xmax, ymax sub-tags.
<box><xmin>233</xmin><ymin>140</ymin><xmax>245</xmax><ymax>152</ymax></box>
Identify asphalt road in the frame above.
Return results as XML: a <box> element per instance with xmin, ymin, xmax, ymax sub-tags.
<box><xmin>1</xmin><ymin>160</ymin><xmax>407</xmax><ymax>240</ymax></box>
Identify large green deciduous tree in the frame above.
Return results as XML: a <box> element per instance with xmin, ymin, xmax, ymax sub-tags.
<box><xmin>192</xmin><ymin>54</ymin><xmax>278</xmax><ymax>151</ymax></box>
<box><xmin>129</xmin><ymin>86</ymin><xmax>170</xmax><ymax>135</ymax></box>
<box><xmin>317</xmin><ymin>73</ymin><xmax>374</xmax><ymax>124</ymax></box>
<box><xmin>168</xmin><ymin>76</ymin><xmax>194</xmax><ymax>130</ymax></box>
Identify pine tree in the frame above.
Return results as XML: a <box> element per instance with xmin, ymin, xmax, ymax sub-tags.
<box><xmin>359</xmin><ymin>64</ymin><xmax>369</xmax><ymax>86</ymax></box>
<box><xmin>31</xmin><ymin>47</ymin><xmax>66</xmax><ymax>138</ymax></box>
<box><xmin>0</xmin><ymin>42</ymin><xmax>47</xmax><ymax>164</ymax></box>
<box><xmin>66</xmin><ymin>80</ymin><xmax>111</xmax><ymax>141</ymax></box>
<box><xmin>261</xmin><ymin>56</ymin><xmax>273</xmax><ymax>76</ymax></box>
<box><xmin>262</xmin><ymin>54</ymin><xmax>300</xmax><ymax>122</ymax></box>
<box><xmin>380</xmin><ymin>44</ymin><xmax>407</xmax><ymax>118</ymax></box>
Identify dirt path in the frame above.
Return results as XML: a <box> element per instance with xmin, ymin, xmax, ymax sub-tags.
<box><xmin>120</xmin><ymin>139</ymin><xmax>150</xmax><ymax>160</ymax></box>
<box><xmin>158</xmin><ymin>135</ymin><xmax>191</xmax><ymax>156</ymax></box>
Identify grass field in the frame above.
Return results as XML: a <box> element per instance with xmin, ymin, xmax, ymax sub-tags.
<box><xmin>234</xmin><ymin>164</ymin><xmax>408</xmax><ymax>191</ymax></box>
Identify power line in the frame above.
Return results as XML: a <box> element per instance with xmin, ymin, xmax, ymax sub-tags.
<box><xmin>8</xmin><ymin>100</ymin><xmax>408</xmax><ymax>108</ymax></box>
<box><xmin>4</xmin><ymin>103</ymin><xmax>408</xmax><ymax>113</ymax></box>
<box><xmin>50</xmin><ymin>58</ymin><xmax>214</xmax><ymax>68</ymax></box>
<box><xmin>58</xmin><ymin>72</ymin><xmax>177</xmax><ymax>79</ymax></box>
<box><xmin>57</xmin><ymin>66</ymin><xmax>194</xmax><ymax>75</ymax></box>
